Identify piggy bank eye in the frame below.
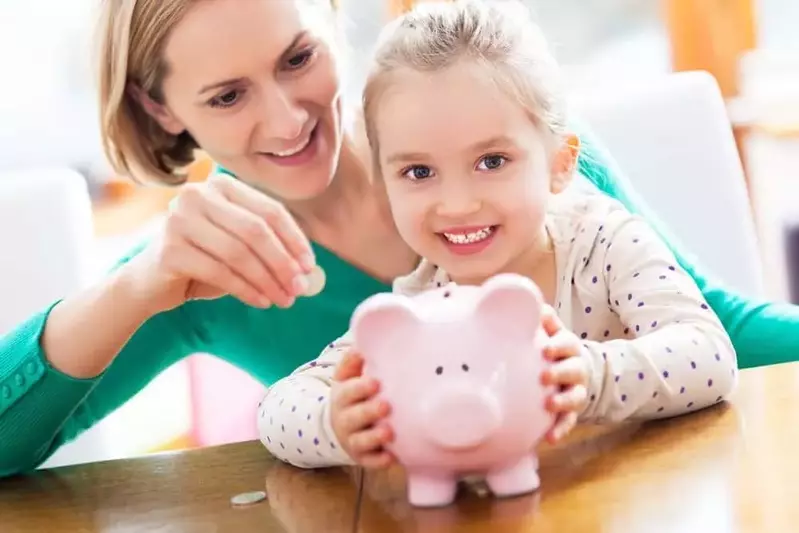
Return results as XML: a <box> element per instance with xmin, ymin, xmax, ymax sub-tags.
<box><xmin>435</xmin><ymin>366</ymin><xmax>444</xmax><ymax>375</ymax></box>
<box><xmin>461</xmin><ymin>364</ymin><xmax>469</xmax><ymax>372</ymax></box>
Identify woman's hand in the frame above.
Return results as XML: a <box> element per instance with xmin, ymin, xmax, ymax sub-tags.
<box><xmin>540</xmin><ymin>306</ymin><xmax>590</xmax><ymax>444</ymax></box>
<box><xmin>330</xmin><ymin>350</ymin><xmax>395</xmax><ymax>469</ymax></box>
<box><xmin>124</xmin><ymin>173</ymin><xmax>316</xmax><ymax>313</ymax></box>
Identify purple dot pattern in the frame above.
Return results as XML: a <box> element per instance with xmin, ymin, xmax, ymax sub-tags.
<box><xmin>560</xmin><ymin>210</ymin><xmax>737</xmax><ymax>424</ymax></box>
<box><xmin>256</xmin><ymin>339</ymin><xmax>358</xmax><ymax>468</ymax></box>
<box><xmin>256</xmin><ymin>205</ymin><xmax>739</xmax><ymax>468</ymax></box>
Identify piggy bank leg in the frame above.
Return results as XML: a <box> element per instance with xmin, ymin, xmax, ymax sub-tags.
<box><xmin>406</xmin><ymin>471</ymin><xmax>458</xmax><ymax>507</ymax></box>
<box><xmin>485</xmin><ymin>454</ymin><xmax>540</xmax><ymax>498</ymax></box>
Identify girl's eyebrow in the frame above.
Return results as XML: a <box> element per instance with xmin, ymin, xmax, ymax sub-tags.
<box><xmin>386</xmin><ymin>151</ymin><xmax>428</xmax><ymax>165</ymax></box>
<box><xmin>467</xmin><ymin>135</ymin><xmax>516</xmax><ymax>152</ymax></box>
<box><xmin>384</xmin><ymin>136</ymin><xmax>517</xmax><ymax>165</ymax></box>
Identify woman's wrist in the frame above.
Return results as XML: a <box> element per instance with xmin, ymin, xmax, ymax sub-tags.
<box><xmin>113</xmin><ymin>251</ymin><xmax>185</xmax><ymax>320</ymax></box>
<box><xmin>41</xmin><ymin>264</ymin><xmax>163</xmax><ymax>379</ymax></box>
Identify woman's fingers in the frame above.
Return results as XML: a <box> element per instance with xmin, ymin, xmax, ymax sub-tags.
<box><xmin>171</xmin><ymin>242</ymin><xmax>271</xmax><ymax>308</ymax></box>
<box><xmin>210</xmin><ymin>174</ymin><xmax>316</xmax><ymax>273</ymax></box>
<box><xmin>178</xmin><ymin>210</ymin><xmax>295</xmax><ymax>307</ymax></box>
<box><xmin>201</xmin><ymin>190</ymin><xmax>301</xmax><ymax>304</ymax></box>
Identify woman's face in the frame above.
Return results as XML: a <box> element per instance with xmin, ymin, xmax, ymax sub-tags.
<box><xmin>152</xmin><ymin>0</ymin><xmax>343</xmax><ymax>200</ymax></box>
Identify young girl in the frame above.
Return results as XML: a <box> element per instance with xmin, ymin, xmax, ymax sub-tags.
<box><xmin>256</xmin><ymin>0</ymin><xmax>737</xmax><ymax>469</ymax></box>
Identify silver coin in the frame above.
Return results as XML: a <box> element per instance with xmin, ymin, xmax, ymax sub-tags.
<box><xmin>230</xmin><ymin>490</ymin><xmax>267</xmax><ymax>507</ymax></box>
<box><xmin>303</xmin><ymin>265</ymin><xmax>326</xmax><ymax>297</ymax></box>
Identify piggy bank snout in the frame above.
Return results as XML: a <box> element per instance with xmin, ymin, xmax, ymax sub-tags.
<box><xmin>422</xmin><ymin>386</ymin><xmax>501</xmax><ymax>450</ymax></box>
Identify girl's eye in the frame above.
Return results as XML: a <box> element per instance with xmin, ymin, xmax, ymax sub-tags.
<box><xmin>209</xmin><ymin>90</ymin><xmax>242</xmax><ymax>109</ymax></box>
<box><xmin>286</xmin><ymin>49</ymin><xmax>314</xmax><ymax>70</ymax></box>
<box><xmin>477</xmin><ymin>154</ymin><xmax>508</xmax><ymax>171</ymax></box>
<box><xmin>402</xmin><ymin>165</ymin><xmax>434</xmax><ymax>181</ymax></box>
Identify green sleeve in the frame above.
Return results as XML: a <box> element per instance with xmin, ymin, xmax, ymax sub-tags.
<box><xmin>577</xmin><ymin>126</ymin><xmax>799</xmax><ymax>369</ymax></box>
<box><xmin>0</xmin><ymin>244</ymin><xmax>206</xmax><ymax>477</ymax></box>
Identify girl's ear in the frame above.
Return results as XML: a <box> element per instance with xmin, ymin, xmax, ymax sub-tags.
<box><xmin>550</xmin><ymin>133</ymin><xmax>580</xmax><ymax>194</ymax></box>
<box><xmin>127</xmin><ymin>83</ymin><xmax>185</xmax><ymax>136</ymax></box>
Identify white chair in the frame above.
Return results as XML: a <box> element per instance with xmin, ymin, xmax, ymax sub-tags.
<box><xmin>0</xmin><ymin>168</ymin><xmax>94</xmax><ymax>335</ymax></box>
<box><xmin>572</xmin><ymin>71</ymin><xmax>765</xmax><ymax>298</ymax></box>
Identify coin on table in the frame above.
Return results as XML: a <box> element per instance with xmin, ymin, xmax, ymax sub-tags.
<box><xmin>303</xmin><ymin>265</ymin><xmax>326</xmax><ymax>297</ymax></box>
<box><xmin>230</xmin><ymin>490</ymin><xmax>267</xmax><ymax>507</ymax></box>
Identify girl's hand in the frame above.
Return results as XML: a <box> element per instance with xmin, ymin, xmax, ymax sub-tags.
<box><xmin>330</xmin><ymin>351</ymin><xmax>395</xmax><ymax>469</ymax></box>
<box><xmin>540</xmin><ymin>306</ymin><xmax>589</xmax><ymax>444</ymax></box>
<box><xmin>123</xmin><ymin>172</ymin><xmax>316</xmax><ymax>314</ymax></box>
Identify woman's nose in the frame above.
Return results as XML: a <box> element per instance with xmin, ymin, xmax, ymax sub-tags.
<box><xmin>260</xmin><ymin>85</ymin><xmax>309</xmax><ymax>141</ymax></box>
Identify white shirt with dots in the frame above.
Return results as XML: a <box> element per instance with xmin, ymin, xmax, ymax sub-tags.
<box><xmin>256</xmin><ymin>192</ymin><xmax>738</xmax><ymax>468</ymax></box>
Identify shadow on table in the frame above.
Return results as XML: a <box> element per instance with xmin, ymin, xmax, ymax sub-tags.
<box><xmin>352</xmin><ymin>402</ymin><xmax>741</xmax><ymax>532</ymax></box>
<box><xmin>253</xmin><ymin>401</ymin><xmax>741</xmax><ymax>533</ymax></box>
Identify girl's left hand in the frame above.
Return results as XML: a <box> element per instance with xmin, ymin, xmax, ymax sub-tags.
<box><xmin>540</xmin><ymin>305</ymin><xmax>589</xmax><ymax>444</ymax></box>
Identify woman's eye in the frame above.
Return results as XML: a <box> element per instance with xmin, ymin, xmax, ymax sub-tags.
<box><xmin>402</xmin><ymin>165</ymin><xmax>434</xmax><ymax>181</ymax></box>
<box><xmin>209</xmin><ymin>90</ymin><xmax>241</xmax><ymax>109</ymax></box>
<box><xmin>286</xmin><ymin>49</ymin><xmax>314</xmax><ymax>70</ymax></box>
<box><xmin>477</xmin><ymin>154</ymin><xmax>508</xmax><ymax>171</ymax></box>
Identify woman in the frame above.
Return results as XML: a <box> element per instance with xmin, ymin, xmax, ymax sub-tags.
<box><xmin>0</xmin><ymin>0</ymin><xmax>793</xmax><ymax>478</ymax></box>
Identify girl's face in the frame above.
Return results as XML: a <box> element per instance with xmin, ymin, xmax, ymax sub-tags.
<box><xmin>374</xmin><ymin>61</ymin><xmax>575</xmax><ymax>284</ymax></box>
<box><xmin>145</xmin><ymin>0</ymin><xmax>343</xmax><ymax>200</ymax></box>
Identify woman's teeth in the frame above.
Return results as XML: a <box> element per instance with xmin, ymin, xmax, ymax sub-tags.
<box><xmin>443</xmin><ymin>226</ymin><xmax>494</xmax><ymax>244</ymax></box>
<box><xmin>271</xmin><ymin>133</ymin><xmax>312</xmax><ymax>157</ymax></box>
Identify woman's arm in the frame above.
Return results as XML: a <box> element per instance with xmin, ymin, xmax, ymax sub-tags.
<box><xmin>0</xmin><ymin>245</ymin><xmax>204</xmax><ymax>477</ymax></box>
<box><xmin>577</xmin><ymin>208</ymin><xmax>737</xmax><ymax>423</ymax></box>
<box><xmin>578</xmin><ymin>128</ymin><xmax>799</xmax><ymax>369</ymax></box>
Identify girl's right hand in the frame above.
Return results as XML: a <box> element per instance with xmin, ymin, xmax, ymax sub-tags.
<box><xmin>330</xmin><ymin>350</ymin><xmax>395</xmax><ymax>469</ymax></box>
<box><xmin>124</xmin><ymin>172</ymin><xmax>316</xmax><ymax>313</ymax></box>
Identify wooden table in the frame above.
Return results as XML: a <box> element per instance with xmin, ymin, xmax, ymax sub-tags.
<box><xmin>2</xmin><ymin>363</ymin><xmax>798</xmax><ymax>532</ymax></box>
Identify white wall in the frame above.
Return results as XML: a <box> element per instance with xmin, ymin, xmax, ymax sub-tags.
<box><xmin>0</xmin><ymin>0</ymin><xmax>110</xmax><ymax>182</ymax></box>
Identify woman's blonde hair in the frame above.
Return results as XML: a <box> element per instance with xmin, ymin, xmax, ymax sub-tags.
<box><xmin>362</xmin><ymin>0</ymin><xmax>567</xmax><ymax>172</ymax></box>
<box><xmin>96</xmin><ymin>0</ymin><xmax>339</xmax><ymax>185</ymax></box>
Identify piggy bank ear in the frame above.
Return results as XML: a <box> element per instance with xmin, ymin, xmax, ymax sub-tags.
<box><xmin>350</xmin><ymin>293</ymin><xmax>420</xmax><ymax>361</ymax></box>
<box><xmin>475</xmin><ymin>274</ymin><xmax>543</xmax><ymax>341</ymax></box>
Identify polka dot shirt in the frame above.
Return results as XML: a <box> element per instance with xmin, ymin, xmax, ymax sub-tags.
<box><xmin>257</xmin><ymin>193</ymin><xmax>738</xmax><ymax>468</ymax></box>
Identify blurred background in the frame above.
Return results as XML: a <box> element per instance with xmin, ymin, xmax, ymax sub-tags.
<box><xmin>0</xmin><ymin>0</ymin><xmax>796</xmax><ymax>468</ymax></box>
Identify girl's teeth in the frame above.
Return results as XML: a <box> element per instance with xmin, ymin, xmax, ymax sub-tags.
<box><xmin>443</xmin><ymin>227</ymin><xmax>493</xmax><ymax>244</ymax></box>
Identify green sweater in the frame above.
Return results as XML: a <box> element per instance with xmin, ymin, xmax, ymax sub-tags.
<box><xmin>0</xmin><ymin>133</ymin><xmax>796</xmax><ymax>478</ymax></box>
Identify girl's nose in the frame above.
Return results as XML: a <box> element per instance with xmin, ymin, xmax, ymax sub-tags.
<box><xmin>435</xmin><ymin>184</ymin><xmax>482</xmax><ymax>219</ymax></box>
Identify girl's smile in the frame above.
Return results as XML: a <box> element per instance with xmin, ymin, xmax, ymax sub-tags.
<box><xmin>372</xmin><ymin>60</ymin><xmax>565</xmax><ymax>286</ymax></box>
<box><xmin>438</xmin><ymin>225</ymin><xmax>500</xmax><ymax>256</ymax></box>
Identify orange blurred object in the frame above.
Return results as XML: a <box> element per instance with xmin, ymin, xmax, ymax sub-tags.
<box><xmin>664</xmin><ymin>0</ymin><xmax>757</xmax><ymax>98</ymax></box>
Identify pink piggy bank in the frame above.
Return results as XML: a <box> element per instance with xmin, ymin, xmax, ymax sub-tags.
<box><xmin>350</xmin><ymin>273</ymin><xmax>555</xmax><ymax>508</ymax></box>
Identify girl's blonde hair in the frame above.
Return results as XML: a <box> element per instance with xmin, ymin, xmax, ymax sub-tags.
<box><xmin>95</xmin><ymin>0</ymin><xmax>339</xmax><ymax>185</ymax></box>
<box><xmin>362</xmin><ymin>0</ymin><xmax>567</xmax><ymax>171</ymax></box>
